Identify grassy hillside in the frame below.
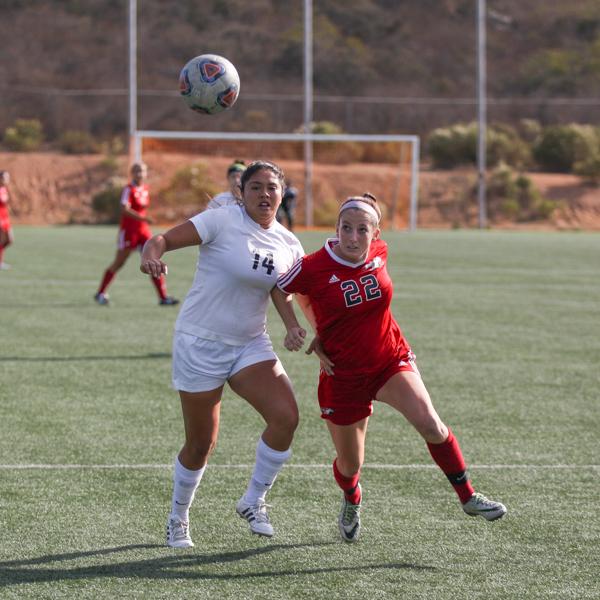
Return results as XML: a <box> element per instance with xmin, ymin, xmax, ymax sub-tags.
<box><xmin>2</xmin><ymin>0</ymin><xmax>600</xmax><ymax>139</ymax></box>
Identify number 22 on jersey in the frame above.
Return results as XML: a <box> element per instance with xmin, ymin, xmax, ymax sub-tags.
<box><xmin>340</xmin><ymin>274</ymin><xmax>382</xmax><ymax>307</ymax></box>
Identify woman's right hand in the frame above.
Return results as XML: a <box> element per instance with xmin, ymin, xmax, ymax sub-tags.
<box><xmin>140</xmin><ymin>258</ymin><xmax>168</xmax><ymax>278</ymax></box>
<box><xmin>306</xmin><ymin>336</ymin><xmax>335</xmax><ymax>375</ymax></box>
<box><xmin>284</xmin><ymin>326</ymin><xmax>306</xmax><ymax>351</ymax></box>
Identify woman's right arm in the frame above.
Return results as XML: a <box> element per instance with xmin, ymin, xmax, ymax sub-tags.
<box><xmin>140</xmin><ymin>220</ymin><xmax>201</xmax><ymax>278</ymax></box>
<box><xmin>270</xmin><ymin>287</ymin><xmax>307</xmax><ymax>351</ymax></box>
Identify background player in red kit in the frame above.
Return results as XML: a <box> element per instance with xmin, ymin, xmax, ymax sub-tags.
<box><xmin>273</xmin><ymin>193</ymin><xmax>507</xmax><ymax>543</ymax></box>
<box><xmin>0</xmin><ymin>170</ymin><xmax>14</xmax><ymax>270</ymax></box>
<box><xmin>94</xmin><ymin>163</ymin><xmax>178</xmax><ymax>306</ymax></box>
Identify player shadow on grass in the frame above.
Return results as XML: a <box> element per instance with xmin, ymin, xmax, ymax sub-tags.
<box><xmin>0</xmin><ymin>353</ymin><xmax>171</xmax><ymax>362</ymax></box>
<box><xmin>0</xmin><ymin>542</ymin><xmax>436</xmax><ymax>585</ymax></box>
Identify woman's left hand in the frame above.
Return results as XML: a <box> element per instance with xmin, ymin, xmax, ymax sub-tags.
<box><xmin>306</xmin><ymin>336</ymin><xmax>335</xmax><ymax>375</ymax></box>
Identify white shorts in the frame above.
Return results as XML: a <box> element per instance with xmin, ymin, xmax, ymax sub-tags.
<box><xmin>172</xmin><ymin>331</ymin><xmax>280</xmax><ymax>393</ymax></box>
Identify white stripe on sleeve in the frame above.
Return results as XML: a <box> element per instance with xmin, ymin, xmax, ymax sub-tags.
<box><xmin>277</xmin><ymin>257</ymin><xmax>304</xmax><ymax>291</ymax></box>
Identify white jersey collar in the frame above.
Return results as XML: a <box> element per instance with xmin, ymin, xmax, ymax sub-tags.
<box><xmin>324</xmin><ymin>238</ymin><xmax>367</xmax><ymax>267</ymax></box>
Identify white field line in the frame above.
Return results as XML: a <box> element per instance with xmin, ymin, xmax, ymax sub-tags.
<box><xmin>0</xmin><ymin>463</ymin><xmax>598</xmax><ymax>470</ymax></box>
<box><xmin>1</xmin><ymin>280</ymin><xmax>109</xmax><ymax>286</ymax></box>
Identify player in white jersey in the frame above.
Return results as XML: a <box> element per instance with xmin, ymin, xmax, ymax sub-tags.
<box><xmin>141</xmin><ymin>161</ymin><xmax>305</xmax><ymax>548</ymax></box>
<box><xmin>206</xmin><ymin>160</ymin><xmax>246</xmax><ymax>209</ymax></box>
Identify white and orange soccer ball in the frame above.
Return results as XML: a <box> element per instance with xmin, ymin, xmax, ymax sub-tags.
<box><xmin>178</xmin><ymin>53</ymin><xmax>240</xmax><ymax>115</ymax></box>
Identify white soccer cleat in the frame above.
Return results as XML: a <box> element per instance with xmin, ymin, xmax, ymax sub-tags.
<box><xmin>0</xmin><ymin>262</ymin><xmax>11</xmax><ymax>270</ymax></box>
<box><xmin>166</xmin><ymin>517</ymin><xmax>194</xmax><ymax>548</ymax></box>
<box><xmin>338</xmin><ymin>483</ymin><xmax>362</xmax><ymax>543</ymax></box>
<box><xmin>462</xmin><ymin>492</ymin><xmax>507</xmax><ymax>521</ymax></box>
<box><xmin>236</xmin><ymin>497</ymin><xmax>274</xmax><ymax>537</ymax></box>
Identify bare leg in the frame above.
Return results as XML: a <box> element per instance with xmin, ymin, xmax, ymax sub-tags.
<box><xmin>376</xmin><ymin>371</ymin><xmax>448</xmax><ymax>443</ymax></box>
<box><xmin>228</xmin><ymin>360</ymin><xmax>298</xmax><ymax>535</ymax></box>
<box><xmin>178</xmin><ymin>387</ymin><xmax>223</xmax><ymax>469</ymax></box>
<box><xmin>166</xmin><ymin>386</ymin><xmax>224</xmax><ymax>547</ymax></box>
<box><xmin>228</xmin><ymin>359</ymin><xmax>298</xmax><ymax>451</ymax></box>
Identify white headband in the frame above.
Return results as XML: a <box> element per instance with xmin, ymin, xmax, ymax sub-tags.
<box><xmin>339</xmin><ymin>200</ymin><xmax>380</xmax><ymax>223</ymax></box>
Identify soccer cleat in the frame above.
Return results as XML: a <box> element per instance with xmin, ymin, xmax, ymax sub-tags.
<box><xmin>94</xmin><ymin>292</ymin><xmax>109</xmax><ymax>305</ymax></box>
<box><xmin>0</xmin><ymin>262</ymin><xmax>11</xmax><ymax>270</ymax></box>
<box><xmin>236</xmin><ymin>497</ymin><xmax>274</xmax><ymax>537</ymax></box>
<box><xmin>338</xmin><ymin>483</ymin><xmax>362</xmax><ymax>543</ymax></box>
<box><xmin>462</xmin><ymin>492</ymin><xmax>507</xmax><ymax>521</ymax></box>
<box><xmin>159</xmin><ymin>296</ymin><xmax>180</xmax><ymax>306</ymax></box>
<box><xmin>166</xmin><ymin>517</ymin><xmax>194</xmax><ymax>548</ymax></box>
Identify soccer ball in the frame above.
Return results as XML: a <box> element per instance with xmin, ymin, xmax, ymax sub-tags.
<box><xmin>178</xmin><ymin>54</ymin><xmax>240</xmax><ymax>115</ymax></box>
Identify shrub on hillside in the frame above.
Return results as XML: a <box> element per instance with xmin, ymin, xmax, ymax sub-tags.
<box><xmin>427</xmin><ymin>123</ymin><xmax>474</xmax><ymax>168</ymax></box>
<box><xmin>362</xmin><ymin>142</ymin><xmax>404</xmax><ymax>164</ymax></box>
<box><xmin>58</xmin><ymin>130</ymin><xmax>98</xmax><ymax>154</ymax></box>
<box><xmin>517</xmin><ymin>119</ymin><xmax>542</xmax><ymax>144</ymax></box>
<box><xmin>161</xmin><ymin>163</ymin><xmax>220</xmax><ymax>210</ymax></box>
<box><xmin>3</xmin><ymin>119</ymin><xmax>44</xmax><ymax>151</ymax></box>
<box><xmin>487</xmin><ymin>123</ymin><xmax>532</xmax><ymax>169</ymax></box>
<box><xmin>428</xmin><ymin>122</ymin><xmax>530</xmax><ymax>169</ymax></box>
<box><xmin>532</xmin><ymin>124</ymin><xmax>597</xmax><ymax>172</ymax></box>
<box><xmin>314</xmin><ymin>196</ymin><xmax>340</xmax><ymax>226</ymax></box>
<box><xmin>574</xmin><ymin>150</ymin><xmax>600</xmax><ymax>183</ymax></box>
<box><xmin>99</xmin><ymin>137</ymin><xmax>125</xmax><ymax>175</ymax></box>
<box><xmin>91</xmin><ymin>177</ymin><xmax>126</xmax><ymax>223</ymax></box>
<box><xmin>298</xmin><ymin>121</ymin><xmax>363</xmax><ymax>164</ymax></box>
<box><xmin>487</xmin><ymin>163</ymin><xmax>558</xmax><ymax>221</ymax></box>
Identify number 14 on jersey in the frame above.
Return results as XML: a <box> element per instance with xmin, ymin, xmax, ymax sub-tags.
<box><xmin>252</xmin><ymin>251</ymin><xmax>275</xmax><ymax>275</ymax></box>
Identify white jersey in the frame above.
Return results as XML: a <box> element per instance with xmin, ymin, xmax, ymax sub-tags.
<box><xmin>206</xmin><ymin>190</ymin><xmax>240</xmax><ymax>209</ymax></box>
<box><xmin>175</xmin><ymin>205</ymin><xmax>305</xmax><ymax>345</ymax></box>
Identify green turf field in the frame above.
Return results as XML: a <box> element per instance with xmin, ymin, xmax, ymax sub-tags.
<box><xmin>1</xmin><ymin>226</ymin><xmax>598</xmax><ymax>599</ymax></box>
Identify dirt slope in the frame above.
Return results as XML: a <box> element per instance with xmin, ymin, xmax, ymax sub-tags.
<box><xmin>1</xmin><ymin>151</ymin><xmax>599</xmax><ymax>230</ymax></box>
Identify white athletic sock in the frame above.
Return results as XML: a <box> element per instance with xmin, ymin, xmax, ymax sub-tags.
<box><xmin>243</xmin><ymin>437</ymin><xmax>292</xmax><ymax>505</ymax></box>
<box><xmin>170</xmin><ymin>456</ymin><xmax>205</xmax><ymax>522</ymax></box>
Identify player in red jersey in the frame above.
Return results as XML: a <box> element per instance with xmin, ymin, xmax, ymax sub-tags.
<box><xmin>94</xmin><ymin>163</ymin><xmax>178</xmax><ymax>306</ymax></box>
<box><xmin>273</xmin><ymin>193</ymin><xmax>507</xmax><ymax>542</ymax></box>
<box><xmin>0</xmin><ymin>171</ymin><xmax>14</xmax><ymax>270</ymax></box>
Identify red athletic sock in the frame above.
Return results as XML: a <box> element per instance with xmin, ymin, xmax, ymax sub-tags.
<box><xmin>333</xmin><ymin>459</ymin><xmax>362</xmax><ymax>505</ymax></box>
<box><xmin>0</xmin><ymin>246</ymin><xmax>4</xmax><ymax>263</ymax></box>
<box><xmin>98</xmin><ymin>269</ymin><xmax>115</xmax><ymax>294</ymax></box>
<box><xmin>151</xmin><ymin>274</ymin><xmax>167</xmax><ymax>300</ymax></box>
<box><xmin>427</xmin><ymin>429</ymin><xmax>475</xmax><ymax>504</ymax></box>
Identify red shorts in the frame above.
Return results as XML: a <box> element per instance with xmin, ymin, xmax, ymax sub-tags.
<box><xmin>117</xmin><ymin>226</ymin><xmax>152</xmax><ymax>250</ymax></box>
<box><xmin>317</xmin><ymin>350</ymin><xmax>420</xmax><ymax>426</ymax></box>
<box><xmin>0</xmin><ymin>215</ymin><xmax>10</xmax><ymax>232</ymax></box>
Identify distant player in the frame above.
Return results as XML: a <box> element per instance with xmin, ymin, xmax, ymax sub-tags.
<box><xmin>273</xmin><ymin>193</ymin><xmax>507</xmax><ymax>542</ymax></box>
<box><xmin>206</xmin><ymin>160</ymin><xmax>246</xmax><ymax>209</ymax></box>
<box><xmin>276</xmin><ymin>179</ymin><xmax>297</xmax><ymax>231</ymax></box>
<box><xmin>0</xmin><ymin>171</ymin><xmax>14</xmax><ymax>270</ymax></box>
<box><xmin>94</xmin><ymin>163</ymin><xmax>178</xmax><ymax>306</ymax></box>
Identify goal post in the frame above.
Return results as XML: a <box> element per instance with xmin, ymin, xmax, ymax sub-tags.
<box><xmin>134</xmin><ymin>130</ymin><xmax>420</xmax><ymax>230</ymax></box>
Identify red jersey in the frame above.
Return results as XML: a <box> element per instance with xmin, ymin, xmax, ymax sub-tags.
<box><xmin>277</xmin><ymin>238</ymin><xmax>410</xmax><ymax>376</ymax></box>
<box><xmin>119</xmin><ymin>182</ymin><xmax>151</xmax><ymax>234</ymax></box>
<box><xmin>0</xmin><ymin>186</ymin><xmax>10</xmax><ymax>230</ymax></box>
